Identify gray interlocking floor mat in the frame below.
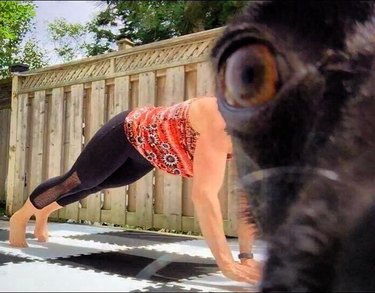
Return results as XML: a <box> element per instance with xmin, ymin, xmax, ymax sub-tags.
<box><xmin>0</xmin><ymin>220</ymin><xmax>262</xmax><ymax>292</ymax></box>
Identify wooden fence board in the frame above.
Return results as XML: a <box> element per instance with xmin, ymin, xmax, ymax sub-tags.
<box><xmin>182</xmin><ymin>69</ymin><xmax>197</xmax><ymax>223</ymax></box>
<box><xmin>46</xmin><ymin>88</ymin><xmax>64</xmax><ymax>179</ymax></box>
<box><xmin>101</xmin><ymin>85</ymin><xmax>114</xmax><ymax>212</ymax></box>
<box><xmin>0</xmin><ymin>109</ymin><xmax>10</xmax><ymax>202</ymax></box>
<box><xmin>86</xmin><ymin>80</ymin><xmax>106</xmax><ymax>223</ymax></box>
<box><xmin>12</xmin><ymin>94</ymin><xmax>29</xmax><ymax>211</ymax></box>
<box><xmin>63</xmin><ymin>84</ymin><xmax>84</xmax><ymax>220</ymax></box>
<box><xmin>45</xmin><ymin>88</ymin><xmax>64</xmax><ymax>219</ymax></box>
<box><xmin>104</xmin><ymin>76</ymin><xmax>130</xmax><ymax>225</ymax></box>
<box><xmin>6</xmin><ymin>76</ymin><xmax>20</xmax><ymax>214</ymax></box>
<box><xmin>126</xmin><ymin>79</ymin><xmax>139</xmax><ymax>215</ymax></box>
<box><xmin>157</xmin><ymin>66</ymin><xmax>184</xmax><ymax>230</ymax></box>
<box><xmin>196</xmin><ymin>62</ymin><xmax>215</xmax><ymax>97</ymax></box>
<box><xmin>154</xmin><ymin>75</ymin><xmax>166</xmax><ymax>220</ymax></box>
<box><xmin>29</xmin><ymin>91</ymin><xmax>46</xmax><ymax>199</ymax></box>
<box><xmin>133</xmin><ymin>72</ymin><xmax>155</xmax><ymax>228</ymax></box>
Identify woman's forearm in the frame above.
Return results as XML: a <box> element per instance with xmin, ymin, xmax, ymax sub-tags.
<box><xmin>192</xmin><ymin>192</ymin><xmax>234</xmax><ymax>268</ymax></box>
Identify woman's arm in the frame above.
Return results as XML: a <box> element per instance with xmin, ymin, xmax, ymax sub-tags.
<box><xmin>191</xmin><ymin>131</ymin><xmax>260</xmax><ymax>283</ymax></box>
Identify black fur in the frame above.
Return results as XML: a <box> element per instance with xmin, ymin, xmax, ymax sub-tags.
<box><xmin>212</xmin><ymin>1</ymin><xmax>375</xmax><ymax>291</ymax></box>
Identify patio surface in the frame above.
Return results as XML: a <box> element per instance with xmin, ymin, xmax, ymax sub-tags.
<box><xmin>0</xmin><ymin>219</ymin><xmax>265</xmax><ymax>292</ymax></box>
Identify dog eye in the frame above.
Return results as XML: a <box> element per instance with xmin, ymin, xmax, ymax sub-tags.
<box><xmin>220</xmin><ymin>44</ymin><xmax>278</xmax><ymax>107</ymax></box>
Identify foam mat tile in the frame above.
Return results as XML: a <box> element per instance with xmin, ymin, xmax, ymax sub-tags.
<box><xmin>0</xmin><ymin>220</ymin><xmax>262</xmax><ymax>292</ymax></box>
<box><xmin>0</xmin><ymin>229</ymin><xmax>34</xmax><ymax>242</ymax></box>
<box><xmin>174</xmin><ymin>272</ymin><xmax>259</xmax><ymax>292</ymax></box>
<box><xmin>145</xmin><ymin>239</ymin><xmax>267</xmax><ymax>262</ymax></box>
<box><xmin>49</xmin><ymin>249</ymin><xmax>219</xmax><ymax>282</ymax></box>
<box><xmin>0</xmin><ymin>262</ymin><xmax>157</xmax><ymax>292</ymax></box>
<box><xmin>0</xmin><ymin>236</ymin><xmax>124</xmax><ymax>260</ymax></box>
<box><xmin>0</xmin><ymin>252</ymin><xmax>33</xmax><ymax>266</ymax></box>
<box><xmin>66</xmin><ymin>230</ymin><xmax>194</xmax><ymax>247</ymax></box>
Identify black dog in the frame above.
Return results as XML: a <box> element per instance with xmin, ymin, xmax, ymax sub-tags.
<box><xmin>212</xmin><ymin>1</ymin><xmax>375</xmax><ymax>291</ymax></box>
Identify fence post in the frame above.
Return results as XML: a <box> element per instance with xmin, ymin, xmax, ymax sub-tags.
<box><xmin>6</xmin><ymin>75</ymin><xmax>20</xmax><ymax>215</ymax></box>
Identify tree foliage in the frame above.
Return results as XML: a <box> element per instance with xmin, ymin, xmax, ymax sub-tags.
<box><xmin>26</xmin><ymin>1</ymin><xmax>249</xmax><ymax>66</ymax></box>
<box><xmin>0</xmin><ymin>1</ymin><xmax>249</xmax><ymax>75</ymax></box>
<box><xmin>47</xmin><ymin>18</ymin><xmax>90</xmax><ymax>63</ymax></box>
<box><xmin>16</xmin><ymin>38</ymin><xmax>49</xmax><ymax>70</ymax></box>
<box><xmin>0</xmin><ymin>1</ymin><xmax>36</xmax><ymax>77</ymax></box>
<box><xmin>86</xmin><ymin>0</ymin><xmax>248</xmax><ymax>56</ymax></box>
<box><xmin>0</xmin><ymin>1</ymin><xmax>35</xmax><ymax>40</ymax></box>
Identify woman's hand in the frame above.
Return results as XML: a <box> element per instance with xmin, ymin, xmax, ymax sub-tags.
<box><xmin>220</xmin><ymin>260</ymin><xmax>262</xmax><ymax>283</ymax></box>
<box><xmin>241</xmin><ymin>258</ymin><xmax>262</xmax><ymax>278</ymax></box>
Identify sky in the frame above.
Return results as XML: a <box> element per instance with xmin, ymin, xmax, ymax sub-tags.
<box><xmin>29</xmin><ymin>1</ymin><xmax>104</xmax><ymax>64</ymax></box>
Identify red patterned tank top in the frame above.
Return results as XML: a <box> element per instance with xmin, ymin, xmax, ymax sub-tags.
<box><xmin>124</xmin><ymin>100</ymin><xmax>199</xmax><ymax>178</ymax></box>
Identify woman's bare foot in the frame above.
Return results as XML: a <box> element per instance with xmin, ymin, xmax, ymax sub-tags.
<box><xmin>9</xmin><ymin>201</ymin><xmax>35</xmax><ymax>248</ymax></box>
<box><xmin>33</xmin><ymin>201</ymin><xmax>62</xmax><ymax>242</ymax></box>
<box><xmin>34</xmin><ymin>212</ymin><xmax>49</xmax><ymax>242</ymax></box>
<box><xmin>9</xmin><ymin>212</ymin><xmax>29</xmax><ymax>247</ymax></box>
<box><xmin>9</xmin><ymin>199</ymin><xmax>62</xmax><ymax>246</ymax></box>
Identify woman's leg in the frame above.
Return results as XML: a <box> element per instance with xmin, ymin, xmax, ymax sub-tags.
<box><xmin>57</xmin><ymin>157</ymin><xmax>154</xmax><ymax>206</ymax></box>
<box><xmin>33</xmin><ymin>186</ymin><xmax>100</xmax><ymax>242</ymax></box>
<box><xmin>9</xmin><ymin>198</ymin><xmax>41</xmax><ymax>247</ymax></box>
<box><xmin>10</xmin><ymin>111</ymin><xmax>134</xmax><ymax>247</ymax></box>
<box><xmin>30</xmin><ymin>111</ymin><xmax>132</xmax><ymax>209</ymax></box>
<box><xmin>33</xmin><ymin>201</ymin><xmax>63</xmax><ymax>242</ymax></box>
<box><xmin>32</xmin><ymin>156</ymin><xmax>153</xmax><ymax>242</ymax></box>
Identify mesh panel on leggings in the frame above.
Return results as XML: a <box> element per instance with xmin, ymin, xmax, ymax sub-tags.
<box><xmin>32</xmin><ymin>171</ymin><xmax>81</xmax><ymax>208</ymax></box>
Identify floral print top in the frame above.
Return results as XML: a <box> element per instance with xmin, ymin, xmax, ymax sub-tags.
<box><xmin>124</xmin><ymin>100</ymin><xmax>199</xmax><ymax>178</ymax></box>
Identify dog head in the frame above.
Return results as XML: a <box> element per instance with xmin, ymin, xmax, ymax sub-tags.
<box><xmin>211</xmin><ymin>0</ymin><xmax>375</xmax><ymax>235</ymax></box>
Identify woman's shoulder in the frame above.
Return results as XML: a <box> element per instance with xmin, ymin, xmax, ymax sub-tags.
<box><xmin>189</xmin><ymin>97</ymin><xmax>227</xmax><ymax>134</ymax></box>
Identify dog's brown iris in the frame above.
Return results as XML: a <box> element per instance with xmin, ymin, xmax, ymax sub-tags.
<box><xmin>220</xmin><ymin>44</ymin><xmax>278</xmax><ymax>107</ymax></box>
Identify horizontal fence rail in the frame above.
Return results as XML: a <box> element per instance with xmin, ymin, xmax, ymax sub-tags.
<box><xmin>5</xmin><ymin>27</ymin><xmax>241</xmax><ymax>236</ymax></box>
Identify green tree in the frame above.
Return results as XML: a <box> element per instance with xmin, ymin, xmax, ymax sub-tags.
<box><xmin>86</xmin><ymin>0</ymin><xmax>249</xmax><ymax>56</ymax></box>
<box><xmin>0</xmin><ymin>1</ymin><xmax>36</xmax><ymax>77</ymax></box>
<box><xmin>47</xmin><ymin>18</ymin><xmax>91</xmax><ymax>63</ymax></box>
<box><xmin>183</xmin><ymin>1</ymin><xmax>248</xmax><ymax>32</ymax></box>
<box><xmin>15</xmin><ymin>38</ymin><xmax>49</xmax><ymax>70</ymax></box>
<box><xmin>44</xmin><ymin>1</ymin><xmax>249</xmax><ymax>60</ymax></box>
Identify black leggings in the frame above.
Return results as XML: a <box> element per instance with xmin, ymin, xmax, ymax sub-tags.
<box><xmin>29</xmin><ymin>111</ymin><xmax>154</xmax><ymax>209</ymax></box>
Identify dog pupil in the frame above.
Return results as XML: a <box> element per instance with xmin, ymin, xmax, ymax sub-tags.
<box><xmin>242</xmin><ymin>66</ymin><xmax>255</xmax><ymax>85</ymax></box>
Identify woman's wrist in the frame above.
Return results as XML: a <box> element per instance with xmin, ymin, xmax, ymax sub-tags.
<box><xmin>215</xmin><ymin>251</ymin><xmax>236</xmax><ymax>268</ymax></box>
<box><xmin>238</xmin><ymin>252</ymin><xmax>254</xmax><ymax>260</ymax></box>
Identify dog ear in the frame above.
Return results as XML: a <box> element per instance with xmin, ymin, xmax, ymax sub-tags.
<box><xmin>229</xmin><ymin>1</ymin><xmax>374</xmax><ymax>50</ymax></box>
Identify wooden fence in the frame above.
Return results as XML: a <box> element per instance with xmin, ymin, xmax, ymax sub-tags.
<box><xmin>0</xmin><ymin>78</ymin><xmax>12</xmax><ymax>203</ymax></box>
<box><xmin>5</xmin><ymin>27</ymin><xmax>241</xmax><ymax>236</ymax></box>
